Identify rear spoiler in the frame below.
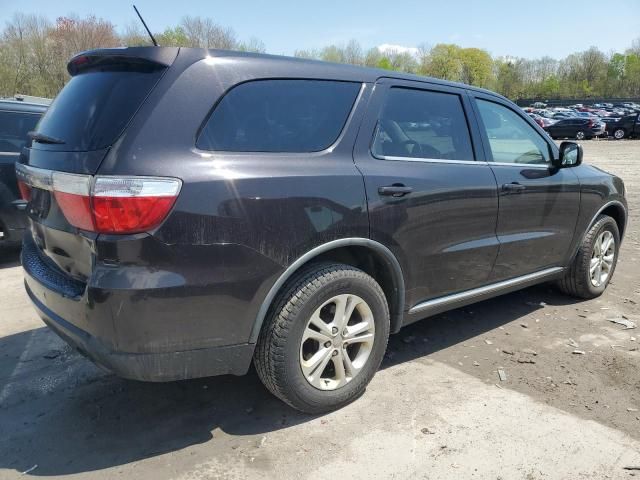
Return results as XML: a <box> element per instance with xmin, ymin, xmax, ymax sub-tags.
<box><xmin>67</xmin><ymin>47</ymin><xmax>179</xmax><ymax>76</ymax></box>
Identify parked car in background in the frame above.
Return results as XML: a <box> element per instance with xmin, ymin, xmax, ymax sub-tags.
<box><xmin>605</xmin><ymin>113</ymin><xmax>640</xmax><ymax>139</ymax></box>
<box><xmin>531</xmin><ymin>101</ymin><xmax>547</xmax><ymax>108</ymax></box>
<box><xmin>15</xmin><ymin>47</ymin><xmax>628</xmax><ymax>413</ymax></box>
<box><xmin>0</xmin><ymin>98</ymin><xmax>47</xmax><ymax>248</ymax></box>
<box><xmin>546</xmin><ymin>118</ymin><xmax>606</xmax><ymax>140</ymax></box>
<box><xmin>528</xmin><ymin>113</ymin><xmax>545</xmax><ymax>128</ymax></box>
<box><xmin>574</xmin><ymin>112</ymin><xmax>601</xmax><ymax>121</ymax></box>
<box><xmin>553</xmin><ymin>112</ymin><xmax>573</xmax><ymax>120</ymax></box>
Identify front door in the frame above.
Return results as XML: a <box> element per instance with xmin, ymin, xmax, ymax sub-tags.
<box><xmin>469</xmin><ymin>94</ymin><xmax>580</xmax><ymax>280</ymax></box>
<box><xmin>353</xmin><ymin>79</ymin><xmax>499</xmax><ymax>309</ymax></box>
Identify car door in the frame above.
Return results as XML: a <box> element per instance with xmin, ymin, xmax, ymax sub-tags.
<box><xmin>468</xmin><ymin>93</ymin><xmax>580</xmax><ymax>280</ymax></box>
<box><xmin>0</xmin><ymin>109</ymin><xmax>41</xmax><ymax>235</ymax></box>
<box><xmin>353</xmin><ymin>79</ymin><xmax>499</xmax><ymax>310</ymax></box>
<box><xmin>556</xmin><ymin>119</ymin><xmax>573</xmax><ymax>137</ymax></box>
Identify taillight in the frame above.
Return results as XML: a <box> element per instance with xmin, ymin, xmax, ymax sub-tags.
<box><xmin>587</xmin><ymin>119</ymin><xmax>594</xmax><ymax>128</ymax></box>
<box><xmin>92</xmin><ymin>177</ymin><xmax>181</xmax><ymax>234</ymax></box>
<box><xmin>17</xmin><ymin>180</ymin><xmax>31</xmax><ymax>201</ymax></box>
<box><xmin>52</xmin><ymin>172</ymin><xmax>95</xmax><ymax>231</ymax></box>
<box><xmin>15</xmin><ymin>165</ymin><xmax>181</xmax><ymax>234</ymax></box>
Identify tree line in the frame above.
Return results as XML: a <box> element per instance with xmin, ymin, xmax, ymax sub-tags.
<box><xmin>1</xmin><ymin>12</ymin><xmax>639</xmax><ymax>101</ymax></box>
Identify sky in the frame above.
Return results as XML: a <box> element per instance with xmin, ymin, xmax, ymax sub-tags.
<box><xmin>3</xmin><ymin>0</ymin><xmax>640</xmax><ymax>59</ymax></box>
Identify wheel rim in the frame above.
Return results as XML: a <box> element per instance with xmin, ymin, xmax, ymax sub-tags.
<box><xmin>614</xmin><ymin>129</ymin><xmax>624</xmax><ymax>139</ymax></box>
<box><xmin>299</xmin><ymin>294</ymin><xmax>375</xmax><ymax>391</ymax></box>
<box><xmin>590</xmin><ymin>230</ymin><xmax>615</xmax><ymax>287</ymax></box>
<box><xmin>576</xmin><ymin>131</ymin><xmax>585</xmax><ymax>140</ymax></box>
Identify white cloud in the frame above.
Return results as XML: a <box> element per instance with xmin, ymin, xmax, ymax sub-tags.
<box><xmin>377</xmin><ymin>43</ymin><xmax>420</xmax><ymax>57</ymax></box>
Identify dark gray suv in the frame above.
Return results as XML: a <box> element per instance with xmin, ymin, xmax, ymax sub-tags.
<box><xmin>16</xmin><ymin>47</ymin><xmax>627</xmax><ymax>413</ymax></box>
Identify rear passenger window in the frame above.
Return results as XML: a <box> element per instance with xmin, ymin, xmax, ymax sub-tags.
<box><xmin>372</xmin><ymin>87</ymin><xmax>474</xmax><ymax>161</ymax></box>
<box><xmin>476</xmin><ymin>99</ymin><xmax>551</xmax><ymax>165</ymax></box>
<box><xmin>197</xmin><ymin>80</ymin><xmax>361</xmax><ymax>152</ymax></box>
<box><xmin>0</xmin><ymin>111</ymin><xmax>40</xmax><ymax>153</ymax></box>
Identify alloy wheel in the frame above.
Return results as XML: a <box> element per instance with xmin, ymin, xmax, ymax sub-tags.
<box><xmin>614</xmin><ymin>129</ymin><xmax>625</xmax><ymax>140</ymax></box>
<box><xmin>576</xmin><ymin>131</ymin><xmax>585</xmax><ymax>140</ymax></box>
<box><xmin>590</xmin><ymin>230</ymin><xmax>615</xmax><ymax>287</ymax></box>
<box><xmin>299</xmin><ymin>294</ymin><xmax>375</xmax><ymax>390</ymax></box>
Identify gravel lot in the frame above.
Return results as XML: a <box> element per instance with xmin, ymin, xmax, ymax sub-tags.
<box><xmin>0</xmin><ymin>140</ymin><xmax>639</xmax><ymax>479</ymax></box>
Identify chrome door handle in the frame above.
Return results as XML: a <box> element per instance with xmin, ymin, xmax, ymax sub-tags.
<box><xmin>501</xmin><ymin>182</ymin><xmax>526</xmax><ymax>193</ymax></box>
<box><xmin>378</xmin><ymin>185</ymin><xmax>413</xmax><ymax>197</ymax></box>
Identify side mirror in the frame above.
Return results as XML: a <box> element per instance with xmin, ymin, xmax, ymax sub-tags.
<box><xmin>555</xmin><ymin>141</ymin><xmax>583</xmax><ymax>168</ymax></box>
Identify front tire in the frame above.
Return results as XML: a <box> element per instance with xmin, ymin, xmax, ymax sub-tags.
<box><xmin>254</xmin><ymin>263</ymin><xmax>390</xmax><ymax>414</ymax></box>
<box><xmin>557</xmin><ymin>215</ymin><xmax>620</xmax><ymax>299</ymax></box>
<box><xmin>613</xmin><ymin>128</ymin><xmax>625</xmax><ymax>140</ymax></box>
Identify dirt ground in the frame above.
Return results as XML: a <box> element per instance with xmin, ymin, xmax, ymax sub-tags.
<box><xmin>0</xmin><ymin>140</ymin><xmax>639</xmax><ymax>479</ymax></box>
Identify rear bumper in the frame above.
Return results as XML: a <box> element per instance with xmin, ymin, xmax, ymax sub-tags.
<box><xmin>21</xmin><ymin>235</ymin><xmax>256</xmax><ymax>381</ymax></box>
<box><xmin>25</xmin><ymin>281</ymin><xmax>254</xmax><ymax>381</ymax></box>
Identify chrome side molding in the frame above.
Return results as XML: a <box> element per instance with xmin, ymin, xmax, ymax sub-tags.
<box><xmin>409</xmin><ymin>267</ymin><xmax>563</xmax><ymax>315</ymax></box>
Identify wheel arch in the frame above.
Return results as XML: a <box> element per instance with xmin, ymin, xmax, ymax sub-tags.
<box><xmin>249</xmin><ymin>238</ymin><xmax>406</xmax><ymax>343</ymax></box>
<box><xmin>572</xmin><ymin>200</ymin><xmax>627</xmax><ymax>262</ymax></box>
<box><xmin>600</xmin><ymin>202</ymin><xmax>627</xmax><ymax>238</ymax></box>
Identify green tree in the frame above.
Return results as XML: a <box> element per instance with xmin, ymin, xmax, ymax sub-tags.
<box><xmin>423</xmin><ymin>44</ymin><xmax>462</xmax><ymax>81</ymax></box>
<box><xmin>458</xmin><ymin>47</ymin><xmax>492</xmax><ymax>87</ymax></box>
<box><xmin>155</xmin><ymin>26</ymin><xmax>189</xmax><ymax>47</ymax></box>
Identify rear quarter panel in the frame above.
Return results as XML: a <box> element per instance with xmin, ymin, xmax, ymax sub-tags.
<box><xmin>93</xmin><ymin>53</ymin><xmax>372</xmax><ymax>349</ymax></box>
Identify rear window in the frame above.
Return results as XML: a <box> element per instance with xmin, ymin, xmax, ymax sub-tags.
<box><xmin>196</xmin><ymin>79</ymin><xmax>361</xmax><ymax>152</ymax></box>
<box><xmin>34</xmin><ymin>66</ymin><xmax>164</xmax><ymax>151</ymax></box>
<box><xmin>0</xmin><ymin>111</ymin><xmax>41</xmax><ymax>153</ymax></box>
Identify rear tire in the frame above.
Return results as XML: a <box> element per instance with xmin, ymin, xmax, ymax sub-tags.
<box><xmin>254</xmin><ymin>263</ymin><xmax>390</xmax><ymax>414</ymax></box>
<box><xmin>613</xmin><ymin>128</ymin><xmax>625</xmax><ymax>140</ymax></box>
<box><xmin>575</xmin><ymin>131</ymin><xmax>586</xmax><ymax>140</ymax></box>
<box><xmin>557</xmin><ymin>215</ymin><xmax>620</xmax><ymax>299</ymax></box>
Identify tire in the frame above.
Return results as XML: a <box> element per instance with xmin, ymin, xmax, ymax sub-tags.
<box><xmin>575</xmin><ymin>131</ymin><xmax>586</xmax><ymax>140</ymax></box>
<box><xmin>613</xmin><ymin>128</ymin><xmax>625</xmax><ymax>140</ymax></box>
<box><xmin>254</xmin><ymin>262</ymin><xmax>390</xmax><ymax>414</ymax></box>
<box><xmin>557</xmin><ymin>215</ymin><xmax>620</xmax><ymax>299</ymax></box>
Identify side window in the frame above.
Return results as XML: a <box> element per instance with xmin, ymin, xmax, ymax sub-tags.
<box><xmin>197</xmin><ymin>80</ymin><xmax>361</xmax><ymax>152</ymax></box>
<box><xmin>0</xmin><ymin>111</ymin><xmax>40</xmax><ymax>153</ymax></box>
<box><xmin>476</xmin><ymin>99</ymin><xmax>551</xmax><ymax>165</ymax></box>
<box><xmin>372</xmin><ymin>87</ymin><xmax>474</xmax><ymax>161</ymax></box>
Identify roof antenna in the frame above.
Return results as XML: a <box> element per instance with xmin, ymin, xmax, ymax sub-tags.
<box><xmin>133</xmin><ymin>5</ymin><xmax>158</xmax><ymax>46</ymax></box>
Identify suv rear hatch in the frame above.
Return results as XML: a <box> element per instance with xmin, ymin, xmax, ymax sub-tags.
<box><xmin>17</xmin><ymin>47</ymin><xmax>179</xmax><ymax>283</ymax></box>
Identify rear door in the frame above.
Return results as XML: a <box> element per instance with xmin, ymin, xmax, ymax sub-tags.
<box><xmin>468</xmin><ymin>93</ymin><xmax>580</xmax><ymax>280</ymax></box>
<box><xmin>354</xmin><ymin>79</ymin><xmax>499</xmax><ymax>310</ymax></box>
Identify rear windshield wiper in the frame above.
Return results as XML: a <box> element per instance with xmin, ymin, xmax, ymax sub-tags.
<box><xmin>28</xmin><ymin>131</ymin><xmax>65</xmax><ymax>145</ymax></box>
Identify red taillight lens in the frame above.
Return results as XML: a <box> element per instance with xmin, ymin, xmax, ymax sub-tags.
<box><xmin>17</xmin><ymin>180</ymin><xmax>31</xmax><ymax>201</ymax></box>
<box><xmin>54</xmin><ymin>192</ymin><xmax>95</xmax><ymax>231</ymax></box>
<box><xmin>91</xmin><ymin>177</ymin><xmax>181</xmax><ymax>234</ymax></box>
<box><xmin>52</xmin><ymin>171</ymin><xmax>95</xmax><ymax>230</ymax></box>
<box><xmin>93</xmin><ymin>195</ymin><xmax>178</xmax><ymax>233</ymax></box>
<box><xmin>50</xmin><ymin>173</ymin><xmax>181</xmax><ymax>234</ymax></box>
<box><xmin>16</xmin><ymin>165</ymin><xmax>182</xmax><ymax>234</ymax></box>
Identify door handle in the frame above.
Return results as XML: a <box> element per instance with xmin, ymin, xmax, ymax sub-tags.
<box><xmin>501</xmin><ymin>182</ymin><xmax>526</xmax><ymax>193</ymax></box>
<box><xmin>378</xmin><ymin>184</ymin><xmax>413</xmax><ymax>197</ymax></box>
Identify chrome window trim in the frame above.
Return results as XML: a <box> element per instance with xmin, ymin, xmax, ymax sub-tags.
<box><xmin>487</xmin><ymin>161</ymin><xmax>552</xmax><ymax>169</ymax></box>
<box><xmin>409</xmin><ymin>267</ymin><xmax>563</xmax><ymax>315</ymax></box>
<box><xmin>374</xmin><ymin>154</ymin><xmax>485</xmax><ymax>166</ymax></box>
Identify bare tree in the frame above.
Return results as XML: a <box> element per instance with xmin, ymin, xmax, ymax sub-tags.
<box><xmin>343</xmin><ymin>39</ymin><xmax>364</xmax><ymax>65</ymax></box>
<box><xmin>180</xmin><ymin>16</ymin><xmax>237</xmax><ymax>49</ymax></box>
